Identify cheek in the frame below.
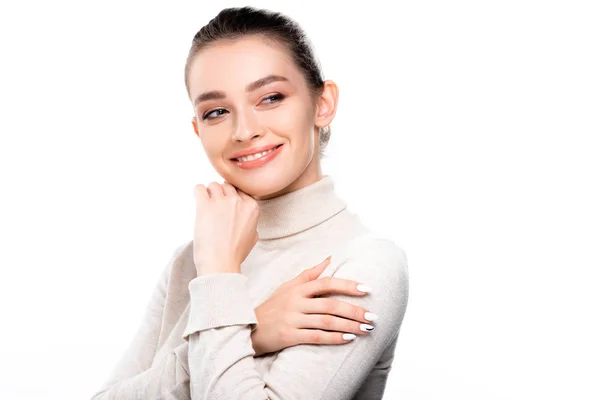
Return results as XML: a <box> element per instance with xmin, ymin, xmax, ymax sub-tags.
<box><xmin>263</xmin><ymin>101</ymin><xmax>314</xmax><ymax>141</ymax></box>
<box><xmin>199</xmin><ymin>131</ymin><xmax>227</xmax><ymax>160</ymax></box>
<box><xmin>262</xmin><ymin>107</ymin><xmax>295</xmax><ymax>134</ymax></box>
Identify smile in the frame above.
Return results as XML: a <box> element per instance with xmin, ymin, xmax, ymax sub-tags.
<box><xmin>234</xmin><ymin>145</ymin><xmax>280</xmax><ymax>162</ymax></box>
<box><xmin>231</xmin><ymin>144</ymin><xmax>284</xmax><ymax>170</ymax></box>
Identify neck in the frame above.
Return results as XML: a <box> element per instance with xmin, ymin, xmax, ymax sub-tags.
<box><xmin>255</xmin><ymin>174</ymin><xmax>346</xmax><ymax>240</ymax></box>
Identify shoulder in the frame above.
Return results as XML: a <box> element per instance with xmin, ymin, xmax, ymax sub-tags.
<box><xmin>158</xmin><ymin>239</ymin><xmax>195</xmax><ymax>284</ymax></box>
<box><xmin>347</xmin><ymin>233</ymin><xmax>408</xmax><ymax>269</ymax></box>
<box><xmin>173</xmin><ymin>239</ymin><xmax>194</xmax><ymax>261</ymax></box>
<box><xmin>323</xmin><ymin>233</ymin><xmax>410</xmax><ymax>342</ymax></box>
<box><xmin>336</xmin><ymin>233</ymin><xmax>409</xmax><ymax>287</ymax></box>
<box><xmin>324</xmin><ymin>232</ymin><xmax>409</xmax><ymax>305</ymax></box>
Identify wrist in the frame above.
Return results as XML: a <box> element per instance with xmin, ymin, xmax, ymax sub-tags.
<box><xmin>195</xmin><ymin>260</ymin><xmax>241</xmax><ymax>275</ymax></box>
<box><xmin>250</xmin><ymin>329</ymin><xmax>264</xmax><ymax>357</ymax></box>
<box><xmin>197</xmin><ymin>268</ymin><xmax>240</xmax><ymax>276</ymax></box>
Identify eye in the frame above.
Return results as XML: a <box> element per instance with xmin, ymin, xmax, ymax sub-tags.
<box><xmin>202</xmin><ymin>108</ymin><xmax>229</xmax><ymax>121</ymax></box>
<box><xmin>262</xmin><ymin>93</ymin><xmax>285</xmax><ymax>104</ymax></box>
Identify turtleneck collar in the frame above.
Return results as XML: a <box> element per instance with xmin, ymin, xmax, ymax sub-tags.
<box><xmin>255</xmin><ymin>175</ymin><xmax>347</xmax><ymax>240</ymax></box>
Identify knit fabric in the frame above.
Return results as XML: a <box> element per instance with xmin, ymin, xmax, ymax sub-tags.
<box><xmin>91</xmin><ymin>175</ymin><xmax>409</xmax><ymax>399</ymax></box>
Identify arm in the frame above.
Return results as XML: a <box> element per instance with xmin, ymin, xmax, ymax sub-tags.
<box><xmin>91</xmin><ymin>241</ymin><xmax>192</xmax><ymax>399</ymax></box>
<box><xmin>182</xmin><ymin>238</ymin><xmax>409</xmax><ymax>400</ymax></box>
<box><xmin>351</xmin><ymin>331</ymin><xmax>400</xmax><ymax>399</ymax></box>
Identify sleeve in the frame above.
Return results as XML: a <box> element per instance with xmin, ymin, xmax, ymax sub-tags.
<box><xmin>351</xmin><ymin>331</ymin><xmax>401</xmax><ymax>399</ymax></box>
<box><xmin>182</xmin><ymin>238</ymin><xmax>409</xmax><ymax>400</ymax></box>
<box><xmin>90</xmin><ymin>241</ymin><xmax>192</xmax><ymax>400</ymax></box>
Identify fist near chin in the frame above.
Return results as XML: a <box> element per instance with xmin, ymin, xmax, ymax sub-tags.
<box><xmin>193</xmin><ymin>181</ymin><xmax>259</xmax><ymax>275</ymax></box>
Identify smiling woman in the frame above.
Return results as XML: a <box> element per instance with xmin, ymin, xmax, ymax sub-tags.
<box><xmin>186</xmin><ymin>30</ymin><xmax>337</xmax><ymax>200</ymax></box>
<box><xmin>91</xmin><ymin>6</ymin><xmax>409</xmax><ymax>400</ymax></box>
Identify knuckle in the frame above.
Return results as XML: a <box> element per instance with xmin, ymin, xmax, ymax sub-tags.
<box><xmin>309</xmin><ymin>331</ymin><xmax>321</xmax><ymax>344</ymax></box>
<box><xmin>353</xmin><ymin>307</ymin><xmax>365</xmax><ymax>321</ymax></box>
<box><xmin>318</xmin><ymin>277</ymin><xmax>331</xmax><ymax>291</ymax></box>
<box><xmin>194</xmin><ymin>184</ymin><xmax>206</xmax><ymax>194</ymax></box>
<box><xmin>324</xmin><ymin>298</ymin><xmax>337</xmax><ymax>313</ymax></box>
<box><xmin>277</xmin><ymin>327</ymin><xmax>293</xmax><ymax>344</ymax></box>
<box><xmin>290</xmin><ymin>287</ymin><xmax>303</xmax><ymax>301</ymax></box>
<box><xmin>282</xmin><ymin>312</ymin><xmax>296</xmax><ymax>327</ymax></box>
<box><xmin>320</xmin><ymin>315</ymin><xmax>333</xmax><ymax>329</ymax></box>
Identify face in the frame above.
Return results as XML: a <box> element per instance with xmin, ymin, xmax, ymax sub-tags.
<box><xmin>187</xmin><ymin>35</ymin><xmax>338</xmax><ymax>200</ymax></box>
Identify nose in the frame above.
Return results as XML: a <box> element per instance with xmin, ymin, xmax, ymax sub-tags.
<box><xmin>232</xmin><ymin>107</ymin><xmax>265</xmax><ymax>142</ymax></box>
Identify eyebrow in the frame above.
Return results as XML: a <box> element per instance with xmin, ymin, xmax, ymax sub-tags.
<box><xmin>193</xmin><ymin>74</ymin><xmax>289</xmax><ymax>107</ymax></box>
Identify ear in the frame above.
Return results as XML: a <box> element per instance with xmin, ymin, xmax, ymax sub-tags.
<box><xmin>191</xmin><ymin>116</ymin><xmax>199</xmax><ymax>137</ymax></box>
<box><xmin>314</xmin><ymin>80</ymin><xmax>339</xmax><ymax>132</ymax></box>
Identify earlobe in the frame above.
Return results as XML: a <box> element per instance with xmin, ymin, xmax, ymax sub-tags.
<box><xmin>315</xmin><ymin>80</ymin><xmax>339</xmax><ymax>129</ymax></box>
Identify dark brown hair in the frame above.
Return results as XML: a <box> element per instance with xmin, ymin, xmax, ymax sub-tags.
<box><xmin>184</xmin><ymin>6</ymin><xmax>331</xmax><ymax>158</ymax></box>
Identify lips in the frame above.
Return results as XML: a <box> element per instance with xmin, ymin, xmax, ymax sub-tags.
<box><xmin>230</xmin><ymin>143</ymin><xmax>284</xmax><ymax>170</ymax></box>
<box><xmin>230</xmin><ymin>144</ymin><xmax>283</xmax><ymax>161</ymax></box>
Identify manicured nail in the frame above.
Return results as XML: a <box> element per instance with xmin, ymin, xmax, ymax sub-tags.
<box><xmin>343</xmin><ymin>333</ymin><xmax>356</xmax><ymax>341</ymax></box>
<box><xmin>356</xmin><ymin>284</ymin><xmax>372</xmax><ymax>293</ymax></box>
<box><xmin>364</xmin><ymin>312</ymin><xmax>379</xmax><ymax>321</ymax></box>
<box><xmin>360</xmin><ymin>324</ymin><xmax>374</xmax><ymax>332</ymax></box>
<box><xmin>325</xmin><ymin>255</ymin><xmax>332</xmax><ymax>262</ymax></box>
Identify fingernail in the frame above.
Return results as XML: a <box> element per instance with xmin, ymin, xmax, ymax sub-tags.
<box><xmin>364</xmin><ymin>312</ymin><xmax>379</xmax><ymax>321</ymax></box>
<box><xmin>360</xmin><ymin>324</ymin><xmax>374</xmax><ymax>332</ymax></box>
<box><xmin>343</xmin><ymin>333</ymin><xmax>356</xmax><ymax>341</ymax></box>
<box><xmin>325</xmin><ymin>255</ymin><xmax>332</xmax><ymax>262</ymax></box>
<box><xmin>356</xmin><ymin>284</ymin><xmax>372</xmax><ymax>293</ymax></box>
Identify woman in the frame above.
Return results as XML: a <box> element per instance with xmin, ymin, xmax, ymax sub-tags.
<box><xmin>92</xmin><ymin>6</ymin><xmax>409</xmax><ymax>400</ymax></box>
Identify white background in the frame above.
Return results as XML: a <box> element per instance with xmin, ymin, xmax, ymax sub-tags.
<box><xmin>1</xmin><ymin>0</ymin><xmax>598</xmax><ymax>399</ymax></box>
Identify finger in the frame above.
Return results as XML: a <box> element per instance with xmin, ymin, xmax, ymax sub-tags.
<box><xmin>299</xmin><ymin>297</ymin><xmax>374</xmax><ymax>325</ymax></box>
<box><xmin>206</xmin><ymin>181</ymin><xmax>225</xmax><ymax>198</ymax></box>
<box><xmin>237</xmin><ymin>188</ymin><xmax>259</xmax><ymax>218</ymax></box>
<box><xmin>291</xmin><ymin>256</ymin><xmax>332</xmax><ymax>285</ymax></box>
<box><xmin>221</xmin><ymin>181</ymin><xmax>238</xmax><ymax>197</ymax></box>
<box><xmin>194</xmin><ymin>184</ymin><xmax>209</xmax><ymax>203</ymax></box>
<box><xmin>298</xmin><ymin>314</ymin><xmax>374</xmax><ymax>336</ymax></box>
<box><xmin>299</xmin><ymin>276</ymin><xmax>371</xmax><ymax>298</ymax></box>
<box><xmin>295</xmin><ymin>329</ymin><xmax>358</xmax><ymax>346</ymax></box>
<box><xmin>235</xmin><ymin>187</ymin><xmax>256</xmax><ymax>202</ymax></box>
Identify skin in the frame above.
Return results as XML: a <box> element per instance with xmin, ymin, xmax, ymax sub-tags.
<box><xmin>187</xmin><ymin>35</ymin><xmax>339</xmax><ymax>199</ymax></box>
<box><xmin>187</xmin><ymin>35</ymin><xmax>374</xmax><ymax>352</ymax></box>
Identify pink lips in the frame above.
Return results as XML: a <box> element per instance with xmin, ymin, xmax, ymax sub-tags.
<box><xmin>231</xmin><ymin>144</ymin><xmax>284</xmax><ymax>170</ymax></box>
<box><xmin>230</xmin><ymin>143</ymin><xmax>282</xmax><ymax>160</ymax></box>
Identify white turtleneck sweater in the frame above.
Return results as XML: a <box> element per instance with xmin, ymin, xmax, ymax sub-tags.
<box><xmin>91</xmin><ymin>175</ymin><xmax>409</xmax><ymax>400</ymax></box>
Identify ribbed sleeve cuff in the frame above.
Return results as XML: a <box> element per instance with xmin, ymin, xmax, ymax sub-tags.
<box><xmin>182</xmin><ymin>273</ymin><xmax>258</xmax><ymax>341</ymax></box>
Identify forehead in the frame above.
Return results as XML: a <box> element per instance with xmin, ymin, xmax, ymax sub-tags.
<box><xmin>188</xmin><ymin>36</ymin><xmax>300</xmax><ymax>96</ymax></box>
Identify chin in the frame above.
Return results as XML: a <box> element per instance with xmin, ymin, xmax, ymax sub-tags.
<box><xmin>238</xmin><ymin>179</ymin><xmax>289</xmax><ymax>199</ymax></box>
<box><xmin>224</xmin><ymin>173</ymin><xmax>295</xmax><ymax>199</ymax></box>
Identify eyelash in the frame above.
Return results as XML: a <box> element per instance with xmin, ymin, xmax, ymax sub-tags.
<box><xmin>202</xmin><ymin>93</ymin><xmax>286</xmax><ymax>121</ymax></box>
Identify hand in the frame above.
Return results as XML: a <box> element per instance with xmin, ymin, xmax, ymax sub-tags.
<box><xmin>250</xmin><ymin>256</ymin><xmax>377</xmax><ymax>357</ymax></box>
<box><xmin>193</xmin><ymin>181</ymin><xmax>259</xmax><ymax>275</ymax></box>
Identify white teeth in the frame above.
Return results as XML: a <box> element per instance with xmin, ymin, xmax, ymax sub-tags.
<box><xmin>236</xmin><ymin>147</ymin><xmax>277</xmax><ymax>162</ymax></box>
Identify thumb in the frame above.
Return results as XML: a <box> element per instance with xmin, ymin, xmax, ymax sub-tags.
<box><xmin>294</xmin><ymin>256</ymin><xmax>332</xmax><ymax>284</ymax></box>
